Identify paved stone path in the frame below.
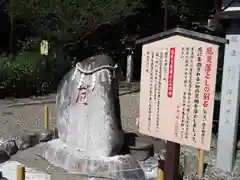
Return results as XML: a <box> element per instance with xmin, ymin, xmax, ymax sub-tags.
<box><xmin>0</xmin><ymin>86</ymin><xmax>140</xmax><ymax>180</ymax></box>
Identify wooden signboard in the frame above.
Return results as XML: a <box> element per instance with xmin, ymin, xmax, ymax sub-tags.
<box><xmin>136</xmin><ymin>28</ymin><xmax>227</xmax><ymax>151</ymax></box>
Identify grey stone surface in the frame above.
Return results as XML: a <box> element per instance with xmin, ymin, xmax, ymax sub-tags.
<box><xmin>0</xmin><ymin>89</ymin><xmax>140</xmax><ymax>180</ymax></box>
<box><xmin>15</xmin><ymin>132</ymin><xmax>39</xmax><ymax>150</ymax></box>
<box><xmin>129</xmin><ymin>138</ymin><xmax>153</xmax><ymax>161</ymax></box>
<box><xmin>43</xmin><ymin>58</ymin><xmax>143</xmax><ymax>178</ymax></box>
<box><xmin>41</xmin><ymin>139</ymin><xmax>145</xmax><ymax>179</ymax></box>
<box><xmin>0</xmin><ymin>140</ymin><xmax>18</xmax><ymax>156</ymax></box>
<box><xmin>56</xmin><ymin>58</ymin><xmax>124</xmax><ymax>157</ymax></box>
<box><xmin>217</xmin><ymin>32</ymin><xmax>240</xmax><ymax>172</ymax></box>
<box><xmin>0</xmin><ymin>150</ymin><xmax>10</xmax><ymax>163</ymax></box>
<box><xmin>39</xmin><ymin>130</ymin><xmax>55</xmax><ymax>142</ymax></box>
<box><xmin>182</xmin><ymin>151</ymin><xmax>198</xmax><ymax>177</ymax></box>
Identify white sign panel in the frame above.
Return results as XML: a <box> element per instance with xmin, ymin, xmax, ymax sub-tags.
<box><xmin>139</xmin><ymin>35</ymin><xmax>219</xmax><ymax>151</ymax></box>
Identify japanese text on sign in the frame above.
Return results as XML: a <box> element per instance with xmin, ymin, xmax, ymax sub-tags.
<box><xmin>139</xmin><ymin>35</ymin><xmax>219</xmax><ymax>150</ymax></box>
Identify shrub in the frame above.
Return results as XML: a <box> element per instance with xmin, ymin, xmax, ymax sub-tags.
<box><xmin>0</xmin><ymin>51</ymin><xmax>72</xmax><ymax>98</ymax></box>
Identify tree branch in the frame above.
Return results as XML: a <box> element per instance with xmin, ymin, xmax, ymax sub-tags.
<box><xmin>63</xmin><ymin>21</ymin><xmax>112</xmax><ymax>47</ymax></box>
<box><xmin>0</xmin><ymin>0</ymin><xmax>6</xmax><ymax>6</ymax></box>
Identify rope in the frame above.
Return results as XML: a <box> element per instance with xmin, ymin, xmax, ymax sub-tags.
<box><xmin>91</xmin><ymin>73</ymin><xmax>96</xmax><ymax>90</ymax></box>
<box><xmin>77</xmin><ymin>74</ymin><xmax>85</xmax><ymax>89</ymax></box>
<box><xmin>71</xmin><ymin>68</ymin><xmax>78</xmax><ymax>81</ymax></box>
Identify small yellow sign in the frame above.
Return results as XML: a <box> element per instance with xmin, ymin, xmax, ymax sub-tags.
<box><xmin>40</xmin><ymin>40</ymin><xmax>49</xmax><ymax>55</ymax></box>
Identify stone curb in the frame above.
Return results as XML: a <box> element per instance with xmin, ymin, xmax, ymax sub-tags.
<box><xmin>4</xmin><ymin>89</ymin><xmax>140</xmax><ymax>108</ymax></box>
<box><xmin>5</xmin><ymin>99</ymin><xmax>56</xmax><ymax>108</ymax></box>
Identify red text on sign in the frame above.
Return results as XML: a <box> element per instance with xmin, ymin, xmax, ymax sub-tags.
<box><xmin>168</xmin><ymin>48</ymin><xmax>176</xmax><ymax>98</ymax></box>
<box><xmin>203</xmin><ymin>47</ymin><xmax>213</xmax><ymax>108</ymax></box>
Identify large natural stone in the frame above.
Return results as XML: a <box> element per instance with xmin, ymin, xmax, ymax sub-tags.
<box><xmin>42</xmin><ymin>55</ymin><xmax>144</xmax><ymax>178</ymax></box>
<box><xmin>56</xmin><ymin>55</ymin><xmax>124</xmax><ymax>157</ymax></box>
<box><xmin>41</xmin><ymin>139</ymin><xmax>145</xmax><ymax>180</ymax></box>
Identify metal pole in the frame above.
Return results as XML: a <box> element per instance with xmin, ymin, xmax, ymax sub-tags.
<box><xmin>157</xmin><ymin>159</ymin><xmax>165</xmax><ymax>180</ymax></box>
<box><xmin>44</xmin><ymin>105</ymin><xmax>50</xmax><ymax>131</ymax></box>
<box><xmin>17</xmin><ymin>165</ymin><xmax>25</xmax><ymax>180</ymax></box>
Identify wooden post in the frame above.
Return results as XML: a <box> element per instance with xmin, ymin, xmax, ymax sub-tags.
<box><xmin>198</xmin><ymin>149</ymin><xmax>205</xmax><ymax>178</ymax></box>
<box><xmin>164</xmin><ymin>141</ymin><xmax>180</xmax><ymax>180</ymax></box>
<box><xmin>44</xmin><ymin>105</ymin><xmax>50</xmax><ymax>130</ymax></box>
<box><xmin>17</xmin><ymin>165</ymin><xmax>25</xmax><ymax>180</ymax></box>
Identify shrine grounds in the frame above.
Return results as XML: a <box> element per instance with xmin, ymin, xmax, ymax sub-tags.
<box><xmin>0</xmin><ymin>85</ymin><xmax>140</xmax><ymax>179</ymax></box>
<box><xmin>1</xmin><ymin>84</ymin><xmax>240</xmax><ymax>179</ymax></box>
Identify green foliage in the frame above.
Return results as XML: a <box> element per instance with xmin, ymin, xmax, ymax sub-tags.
<box><xmin>167</xmin><ymin>0</ymin><xmax>214</xmax><ymax>22</ymax></box>
<box><xmin>1</xmin><ymin>0</ymin><xmax>144</xmax><ymax>98</ymax></box>
<box><xmin>0</xmin><ymin>52</ymin><xmax>72</xmax><ymax>98</ymax></box>
<box><xmin>0</xmin><ymin>0</ymin><xmax>221</xmax><ymax>98</ymax></box>
<box><xmin>8</xmin><ymin>0</ymin><xmax>143</xmax><ymax>43</ymax></box>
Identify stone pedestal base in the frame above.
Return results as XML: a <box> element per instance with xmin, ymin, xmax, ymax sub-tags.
<box><xmin>41</xmin><ymin>139</ymin><xmax>145</xmax><ymax>179</ymax></box>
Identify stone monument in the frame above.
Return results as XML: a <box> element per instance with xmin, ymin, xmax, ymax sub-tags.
<box><xmin>41</xmin><ymin>55</ymin><xmax>145</xmax><ymax>179</ymax></box>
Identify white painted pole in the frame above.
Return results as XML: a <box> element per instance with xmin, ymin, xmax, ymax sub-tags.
<box><xmin>126</xmin><ymin>52</ymin><xmax>134</xmax><ymax>84</ymax></box>
<box><xmin>216</xmin><ymin>24</ymin><xmax>240</xmax><ymax>172</ymax></box>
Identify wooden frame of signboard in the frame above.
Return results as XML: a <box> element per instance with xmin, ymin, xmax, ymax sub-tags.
<box><xmin>136</xmin><ymin>28</ymin><xmax>227</xmax><ymax>180</ymax></box>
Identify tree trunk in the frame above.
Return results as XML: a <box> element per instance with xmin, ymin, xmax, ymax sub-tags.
<box><xmin>8</xmin><ymin>0</ymin><xmax>13</xmax><ymax>58</ymax></box>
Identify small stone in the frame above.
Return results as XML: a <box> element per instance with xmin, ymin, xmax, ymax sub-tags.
<box><xmin>18</xmin><ymin>143</ymin><xmax>31</xmax><ymax>150</ymax></box>
<box><xmin>183</xmin><ymin>152</ymin><xmax>198</xmax><ymax>177</ymax></box>
<box><xmin>39</xmin><ymin>130</ymin><xmax>55</xmax><ymax>142</ymax></box>
<box><xmin>129</xmin><ymin>138</ymin><xmax>153</xmax><ymax>161</ymax></box>
<box><xmin>15</xmin><ymin>132</ymin><xmax>39</xmax><ymax>150</ymax></box>
<box><xmin>0</xmin><ymin>149</ymin><xmax>10</xmax><ymax>163</ymax></box>
<box><xmin>0</xmin><ymin>140</ymin><xmax>18</xmax><ymax>156</ymax></box>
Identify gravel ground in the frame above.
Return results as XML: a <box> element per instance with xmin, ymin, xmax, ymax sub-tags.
<box><xmin>181</xmin><ymin>134</ymin><xmax>240</xmax><ymax>180</ymax></box>
<box><xmin>1</xmin><ymin>84</ymin><xmax>240</xmax><ymax>180</ymax></box>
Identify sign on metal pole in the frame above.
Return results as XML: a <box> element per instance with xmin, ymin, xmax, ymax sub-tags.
<box><xmin>126</xmin><ymin>53</ymin><xmax>134</xmax><ymax>84</ymax></box>
<box><xmin>40</xmin><ymin>40</ymin><xmax>49</xmax><ymax>55</ymax></box>
<box><xmin>216</xmin><ymin>31</ymin><xmax>240</xmax><ymax>172</ymax></box>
